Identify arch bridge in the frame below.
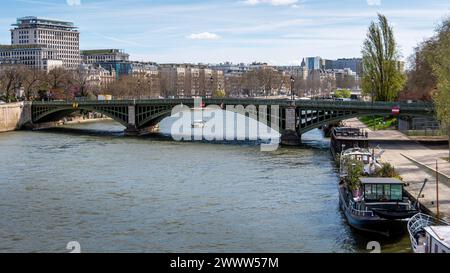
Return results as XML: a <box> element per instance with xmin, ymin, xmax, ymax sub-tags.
<box><xmin>31</xmin><ymin>99</ymin><xmax>435</xmax><ymax>145</ymax></box>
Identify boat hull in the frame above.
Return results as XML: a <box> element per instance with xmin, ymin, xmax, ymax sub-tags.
<box><xmin>339</xmin><ymin>187</ymin><xmax>406</xmax><ymax>237</ymax></box>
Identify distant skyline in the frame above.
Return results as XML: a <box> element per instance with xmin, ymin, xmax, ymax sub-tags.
<box><xmin>1</xmin><ymin>0</ymin><xmax>449</xmax><ymax>65</ymax></box>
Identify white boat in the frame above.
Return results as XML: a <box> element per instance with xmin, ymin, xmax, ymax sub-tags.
<box><xmin>339</xmin><ymin>147</ymin><xmax>383</xmax><ymax>179</ymax></box>
<box><xmin>191</xmin><ymin>120</ymin><xmax>206</xmax><ymax>129</ymax></box>
<box><xmin>408</xmin><ymin>213</ymin><xmax>450</xmax><ymax>253</ymax></box>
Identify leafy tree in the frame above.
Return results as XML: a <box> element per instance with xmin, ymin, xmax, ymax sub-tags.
<box><xmin>361</xmin><ymin>14</ymin><xmax>405</xmax><ymax>101</ymax></box>
<box><xmin>431</xmin><ymin>19</ymin><xmax>450</xmax><ymax>158</ymax></box>
<box><xmin>212</xmin><ymin>89</ymin><xmax>226</xmax><ymax>98</ymax></box>
<box><xmin>399</xmin><ymin>39</ymin><xmax>438</xmax><ymax>101</ymax></box>
<box><xmin>334</xmin><ymin>89</ymin><xmax>352</xmax><ymax>99</ymax></box>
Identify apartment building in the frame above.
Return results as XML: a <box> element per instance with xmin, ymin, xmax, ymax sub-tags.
<box><xmin>0</xmin><ymin>44</ymin><xmax>62</xmax><ymax>71</ymax></box>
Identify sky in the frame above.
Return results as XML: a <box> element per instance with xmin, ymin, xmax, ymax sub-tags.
<box><xmin>1</xmin><ymin>0</ymin><xmax>449</xmax><ymax>65</ymax></box>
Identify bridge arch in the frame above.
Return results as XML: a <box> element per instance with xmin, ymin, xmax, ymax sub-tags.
<box><xmin>32</xmin><ymin>105</ymin><xmax>129</xmax><ymax>127</ymax></box>
<box><xmin>297</xmin><ymin>111</ymin><xmax>433</xmax><ymax>135</ymax></box>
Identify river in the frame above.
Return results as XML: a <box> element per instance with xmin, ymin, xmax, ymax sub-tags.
<box><xmin>0</xmin><ymin>120</ymin><xmax>411</xmax><ymax>253</ymax></box>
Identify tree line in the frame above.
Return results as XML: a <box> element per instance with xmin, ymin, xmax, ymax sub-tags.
<box><xmin>0</xmin><ymin>65</ymin><xmax>163</xmax><ymax>102</ymax></box>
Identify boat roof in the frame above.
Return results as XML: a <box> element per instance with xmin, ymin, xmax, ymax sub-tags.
<box><xmin>424</xmin><ymin>226</ymin><xmax>450</xmax><ymax>249</ymax></box>
<box><xmin>342</xmin><ymin>149</ymin><xmax>372</xmax><ymax>156</ymax></box>
<box><xmin>360</xmin><ymin>177</ymin><xmax>404</xmax><ymax>185</ymax></box>
<box><xmin>335</xmin><ymin>127</ymin><xmax>362</xmax><ymax>132</ymax></box>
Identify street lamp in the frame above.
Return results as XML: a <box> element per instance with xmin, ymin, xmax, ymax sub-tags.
<box><xmin>290</xmin><ymin>76</ymin><xmax>295</xmax><ymax>101</ymax></box>
<box><xmin>147</xmin><ymin>79</ymin><xmax>152</xmax><ymax>99</ymax></box>
<box><xmin>371</xmin><ymin>77</ymin><xmax>375</xmax><ymax>131</ymax></box>
<box><xmin>210</xmin><ymin>76</ymin><xmax>214</xmax><ymax>98</ymax></box>
<box><xmin>137</xmin><ymin>79</ymin><xmax>141</xmax><ymax>100</ymax></box>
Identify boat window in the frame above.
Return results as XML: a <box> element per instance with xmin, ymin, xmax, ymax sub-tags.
<box><xmin>364</xmin><ymin>184</ymin><xmax>403</xmax><ymax>201</ymax></box>
<box><xmin>376</xmin><ymin>184</ymin><xmax>384</xmax><ymax>199</ymax></box>
<box><xmin>383</xmin><ymin>185</ymin><xmax>391</xmax><ymax>200</ymax></box>
<box><xmin>390</xmin><ymin>185</ymin><xmax>403</xmax><ymax>201</ymax></box>
<box><xmin>362</xmin><ymin>155</ymin><xmax>370</xmax><ymax>164</ymax></box>
<box><xmin>364</xmin><ymin>185</ymin><xmax>375</xmax><ymax>200</ymax></box>
<box><xmin>435</xmin><ymin>244</ymin><xmax>439</xmax><ymax>253</ymax></box>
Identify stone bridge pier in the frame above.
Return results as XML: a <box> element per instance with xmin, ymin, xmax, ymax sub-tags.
<box><xmin>281</xmin><ymin>106</ymin><xmax>301</xmax><ymax>146</ymax></box>
<box><xmin>124</xmin><ymin>105</ymin><xmax>139</xmax><ymax>136</ymax></box>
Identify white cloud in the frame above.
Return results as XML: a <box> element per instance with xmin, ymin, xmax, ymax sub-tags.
<box><xmin>243</xmin><ymin>0</ymin><xmax>299</xmax><ymax>6</ymax></box>
<box><xmin>366</xmin><ymin>0</ymin><xmax>381</xmax><ymax>6</ymax></box>
<box><xmin>187</xmin><ymin>32</ymin><xmax>222</xmax><ymax>40</ymax></box>
<box><xmin>66</xmin><ymin>0</ymin><xmax>81</xmax><ymax>6</ymax></box>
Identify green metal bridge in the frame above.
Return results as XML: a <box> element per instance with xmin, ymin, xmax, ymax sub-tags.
<box><xmin>31</xmin><ymin>99</ymin><xmax>435</xmax><ymax>144</ymax></box>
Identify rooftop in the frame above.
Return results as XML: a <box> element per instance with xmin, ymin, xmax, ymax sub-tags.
<box><xmin>81</xmin><ymin>49</ymin><xmax>128</xmax><ymax>55</ymax></box>
<box><xmin>360</xmin><ymin>177</ymin><xmax>404</xmax><ymax>185</ymax></box>
<box><xmin>12</xmin><ymin>16</ymin><xmax>77</xmax><ymax>29</ymax></box>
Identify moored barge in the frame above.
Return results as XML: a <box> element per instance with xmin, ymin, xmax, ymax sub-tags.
<box><xmin>331</xmin><ymin>127</ymin><xmax>369</xmax><ymax>159</ymax></box>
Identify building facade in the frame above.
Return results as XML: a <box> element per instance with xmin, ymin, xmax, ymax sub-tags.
<box><xmin>332</xmin><ymin>58</ymin><xmax>363</xmax><ymax>76</ymax></box>
<box><xmin>0</xmin><ymin>44</ymin><xmax>63</xmax><ymax>71</ymax></box>
<box><xmin>11</xmin><ymin>17</ymin><xmax>80</xmax><ymax>69</ymax></box>
<box><xmin>81</xmin><ymin>49</ymin><xmax>129</xmax><ymax>64</ymax></box>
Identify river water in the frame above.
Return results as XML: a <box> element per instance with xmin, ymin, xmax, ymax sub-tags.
<box><xmin>0</xmin><ymin>120</ymin><xmax>411</xmax><ymax>253</ymax></box>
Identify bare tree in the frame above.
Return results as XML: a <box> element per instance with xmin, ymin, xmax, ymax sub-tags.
<box><xmin>46</xmin><ymin>67</ymin><xmax>73</xmax><ymax>100</ymax></box>
<box><xmin>71</xmin><ymin>67</ymin><xmax>92</xmax><ymax>98</ymax></box>
<box><xmin>22</xmin><ymin>67</ymin><xmax>45</xmax><ymax>101</ymax></box>
<box><xmin>0</xmin><ymin>65</ymin><xmax>27</xmax><ymax>102</ymax></box>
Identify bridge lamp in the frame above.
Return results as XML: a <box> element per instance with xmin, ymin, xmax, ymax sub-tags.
<box><xmin>371</xmin><ymin>77</ymin><xmax>375</xmax><ymax>131</ymax></box>
<box><xmin>290</xmin><ymin>76</ymin><xmax>295</xmax><ymax>101</ymax></box>
<box><xmin>209</xmin><ymin>76</ymin><xmax>215</xmax><ymax>98</ymax></box>
<box><xmin>137</xmin><ymin>79</ymin><xmax>141</xmax><ymax>100</ymax></box>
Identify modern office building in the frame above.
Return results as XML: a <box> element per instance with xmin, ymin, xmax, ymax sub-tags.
<box><xmin>0</xmin><ymin>44</ymin><xmax>62</xmax><ymax>71</ymax></box>
<box><xmin>81</xmin><ymin>49</ymin><xmax>129</xmax><ymax>64</ymax></box>
<box><xmin>305</xmin><ymin>57</ymin><xmax>322</xmax><ymax>71</ymax></box>
<box><xmin>332</xmin><ymin>58</ymin><xmax>363</xmax><ymax>76</ymax></box>
<box><xmin>81</xmin><ymin>49</ymin><xmax>133</xmax><ymax>78</ymax></box>
<box><xmin>10</xmin><ymin>16</ymin><xmax>80</xmax><ymax>69</ymax></box>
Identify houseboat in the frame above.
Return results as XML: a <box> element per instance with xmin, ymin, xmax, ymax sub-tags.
<box><xmin>331</xmin><ymin>127</ymin><xmax>369</xmax><ymax>159</ymax></box>
<box><xmin>408</xmin><ymin>213</ymin><xmax>450</xmax><ymax>253</ymax></box>
<box><xmin>339</xmin><ymin>176</ymin><xmax>418</xmax><ymax>236</ymax></box>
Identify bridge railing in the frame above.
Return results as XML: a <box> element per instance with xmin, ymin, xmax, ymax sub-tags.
<box><xmin>30</xmin><ymin>99</ymin><xmax>435</xmax><ymax>111</ymax></box>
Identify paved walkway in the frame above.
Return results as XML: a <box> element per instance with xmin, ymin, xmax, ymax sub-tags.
<box><xmin>343</xmin><ymin>118</ymin><xmax>450</xmax><ymax>222</ymax></box>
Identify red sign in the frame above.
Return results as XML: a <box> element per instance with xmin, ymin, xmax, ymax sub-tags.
<box><xmin>392</xmin><ymin>106</ymin><xmax>400</xmax><ymax>116</ymax></box>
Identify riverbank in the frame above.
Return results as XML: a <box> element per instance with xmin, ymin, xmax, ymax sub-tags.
<box><xmin>343</xmin><ymin>118</ymin><xmax>450</xmax><ymax>222</ymax></box>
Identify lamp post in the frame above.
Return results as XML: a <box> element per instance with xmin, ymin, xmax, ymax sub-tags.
<box><xmin>137</xmin><ymin>79</ymin><xmax>141</xmax><ymax>100</ymax></box>
<box><xmin>147</xmin><ymin>79</ymin><xmax>152</xmax><ymax>99</ymax></box>
<box><xmin>371</xmin><ymin>77</ymin><xmax>375</xmax><ymax>131</ymax></box>
<box><xmin>290</xmin><ymin>76</ymin><xmax>295</xmax><ymax>101</ymax></box>
<box><xmin>210</xmin><ymin>76</ymin><xmax>214</xmax><ymax>98</ymax></box>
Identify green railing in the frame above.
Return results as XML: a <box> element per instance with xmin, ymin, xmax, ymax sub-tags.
<box><xmin>31</xmin><ymin>99</ymin><xmax>435</xmax><ymax>111</ymax></box>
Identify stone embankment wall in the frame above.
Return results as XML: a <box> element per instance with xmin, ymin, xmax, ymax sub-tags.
<box><xmin>0</xmin><ymin>102</ymin><xmax>32</xmax><ymax>132</ymax></box>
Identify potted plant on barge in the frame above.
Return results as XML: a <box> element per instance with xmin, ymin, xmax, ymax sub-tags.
<box><xmin>344</xmin><ymin>159</ymin><xmax>365</xmax><ymax>197</ymax></box>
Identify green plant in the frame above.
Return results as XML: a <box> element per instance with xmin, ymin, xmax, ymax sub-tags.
<box><xmin>343</xmin><ymin>158</ymin><xmax>365</xmax><ymax>191</ymax></box>
<box><xmin>375</xmin><ymin>162</ymin><xmax>401</xmax><ymax>179</ymax></box>
<box><xmin>334</xmin><ymin>89</ymin><xmax>351</xmax><ymax>99</ymax></box>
